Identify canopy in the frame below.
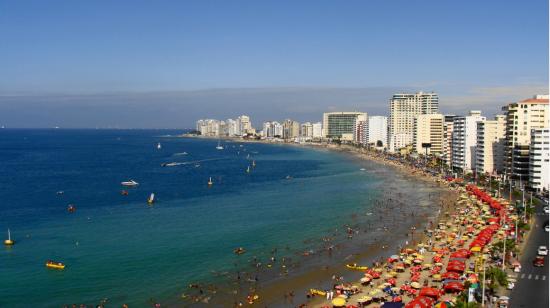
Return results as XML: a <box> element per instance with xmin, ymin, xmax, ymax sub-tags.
<box><xmin>444</xmin><ymin>281</ymin><xmax>464</xmax><ymax>292</ymax></box>
<box><xmin>419</xmin><ymin>287</ymin><xmax>440</xmax><ymax>299</ymax></box>
<box><xmin>441</xmin><ymin>272</ymin><xmax>461</xmax><ymax>280</ymax></box>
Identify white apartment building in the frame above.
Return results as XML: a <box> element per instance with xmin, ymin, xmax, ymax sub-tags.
<box><xmin>388</xmin><ymin>92</ymin><xmax>439</xmax><ymax>152</ymax></box>
<box><xmin>442</xmin><ymin>115</ymin><xmax>456</xmax><ymax>166</ymax></box>
<box><xmin>237</xmin><ymin>115</ymin><xmax>252</xmax><ymax>135</ymax></box>
<box><xmin>300</xmin><ymin>122</ymin><xmax>313</xmax><ymax>138</ymax></box>
<box><xmin>529</xmin><ymin>128</ymin><xmax>549</xmax><ymax>192</ymax></box>
<box><xmin>367</xmin><ymin>116</ymin><xmax>388</xmax><ymax>147</ymax></box>
<box><xmin>502</xmin><ymin>95</ymin><xmax>549</xmax><ymax>181</ymax></box>
<box><xmin>452</xmin><ymin>111</ymin><xmax>486</xmax><ymax>172</ymax></box>
<box><xmin>196</xmin><ymin>119</ymin><xmax>221</xmax><ymax>136</ymax></box>
<box><xmin>475</xmin><ymin>115</ymin><xmax>506</xmax><ymax>175</ymax></box>
<box><xmin>226</xmin><ymin>119</ymin><xmax>238</xmax><ymax>136</ymax></box>
<box><xmin>413</xmin><ymin>114</ymin><xmax>444</xmax><ymax>155</ymax></box>
<box><xmin>312</xmin><ymin>122</ymin><xmax>323</xmax><ymax>138</ymax></box>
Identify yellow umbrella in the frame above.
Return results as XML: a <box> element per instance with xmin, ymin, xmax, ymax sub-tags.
<box><xmin>470</xmin><ymin>246</ymin><xmax>482</xmax><ymax>252</ymax></box>
<box><xmin>358</xmin><ymin>296</ymin><xmax>372</xmax><ymax>303</ymax></box>
<box><xmin>411</xmin><ymin>282</ymin><xmax>421</xmax><ymax>289</ymax></box>
<box><xmin>332</xmin><ymin>297</ymin><xmax>346</xmax><ymax>307</ymax></box>
<box><xmin>422</xmin><ymin>263</ymin><xmax>432</xmax><ymax>269</ymax></box>
<box><xmin>404</xmin><ymin>259</ymin><xmax>412</xmax><ymax>265</ymax></box>
<box><xmin>389</xmin><ymin>271</ymin><xmax>398</xmax><ymax>276</ymax></box>
<box><xmin>369</xmin><ymin>289</ymin><xmax>381</xmax><ymax>296</ymax></box>
<box><xmin>384</xmin><ymin>273</ymin><xmax>394</xmax><ymax>279</ymax></box>
<box><xmin>432</xmin><ymin>274</ymin><xmax>442</xmax><ymax>281</ymax></box>
<box><xmin>435</xmin><ymin>262</ymin><xmax>443</xmax><ymax>267</ymax></box>
<box><xmin>374</xmin><ymin>268</ymin><xmax>383</xmax><ymax>273</ymax></box>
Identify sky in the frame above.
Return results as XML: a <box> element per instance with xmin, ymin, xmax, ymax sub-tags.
<box><xmin>0</xmin><ymin>0</ymin><xmax>548</xmax><ymax>128</ymax></box>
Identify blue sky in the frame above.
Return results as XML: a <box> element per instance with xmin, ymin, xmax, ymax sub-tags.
<box><xmin>0</xmin><ymin>0</ymin><xmax>548</xmax><ymax>128</ymax></box>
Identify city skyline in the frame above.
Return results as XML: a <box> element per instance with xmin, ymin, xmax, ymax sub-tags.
<box><xmin>0</xmin><ymin>0</ymin><xmax>548</xmax><ymax>128</ymax></box>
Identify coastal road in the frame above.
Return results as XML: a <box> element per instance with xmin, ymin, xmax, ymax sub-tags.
<box><xmin>508</xmin><ymin>199</ymin><xmax>549</xmax><ymax>307</ymax></box>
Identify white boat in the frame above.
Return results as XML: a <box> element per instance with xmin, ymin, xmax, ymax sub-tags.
<box><xmin>4</xmin><ymin>229</ymin><xmax>14</xmax><ymax>246</ymax></box>
<box><xmin>252</xmin><ymin>160</ymin><xmax>256</xmax><ymax>167</ymax></box>
<box><xmin>216</xmin><ymin>141</ymin><xmax>224</xmax><ymax>150</ymax></box>
<box><xmin>246</xmin><ymin>166</ymin><xmax>251</xmax><ymax>173</ymax></box>
<box><xmin>121</xmin><ymin>180</ymin><xmax>139</xmax><ymax>186</ymax></box>
<box><xmin>162</xmin><ymin>162</ymin><xmax>183</xmax><ymax>167</ymax></box>
<box><xmin>208</xmin><ymin>177</ymin><xmax>213</xmax><ymax>186</ymax></box>
<box><xmin>147</xmin><ymin>193</ymin><xmax>155</xmax><ymax>204</ymax></box>
<box><xmin>157</xmin><ymin>143</ymin><xmax>162</xmax><ymax>150</ymax></box>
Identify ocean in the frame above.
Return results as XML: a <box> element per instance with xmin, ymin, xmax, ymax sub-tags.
<box><xmin>0</xmin><ymin>129</ymin><xmax>442</xmax><ymax>307</ymax></box>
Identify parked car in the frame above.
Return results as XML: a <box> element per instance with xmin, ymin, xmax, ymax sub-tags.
<box><xmin>533</xmin><ymin>256</ymin><xmax>545</xmax><ymax>267</ymax></box>
<box><xmin>538</xmin><ymin>246</ymin><xmax>548</xmax><ymax>256</ymax></box>
<box><xmin>545</xmin><ymin>225</ymin><xmax>549</xmax><ymax>232</ymax></box>
<box><xmin>544</xmin><ymin>207</ymin><xmax>549</xmax><ymax>214</ymax></box>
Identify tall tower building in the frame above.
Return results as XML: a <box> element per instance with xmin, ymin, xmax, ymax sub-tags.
<box><xmin>367</xmin><ymin>116</ymin><xmax>388</xmax><ymax>147</ymax></box>
<box><xmin>388</xmin><ymin>92</ymin><xmax>439</xmax><ymax>152</ymax></box>
<box><xmin>529</xmin><ymin>128</ymin><xmax>549</xmax><ymax>192</ymax></box>
<box><xmin>502</xmin><ymin>95</ymin><xmax>549</xmax><ymax>182</ymax></box>
<box><xmin>475</xmin><ymin>115</ymin><xmax>506</xmax><ymax>174</ymax></box>
<box><xmin>323</xmin><ymin>112</ymin><xmax>367</xmax><ymax>141</ymax></box>
<box><xmin>451</xmin><ymin>111</ymin><xmax>485</xmax><ymax>172</ymax></box>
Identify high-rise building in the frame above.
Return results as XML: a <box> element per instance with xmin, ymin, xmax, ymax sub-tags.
<box><xmin>529</xmin><ymin>128</ymin><xmax>549</xmax><ymax>192</ymax></box>
<box><xmin>451</xmin><ymin>111</ymin><xmax>486</xmax><ymax>172</ymax></box>
<box><xmin>355</xmin><ymin>120</ymin><xmax>367</xmax><ymax>144</ymax></box>
<box><xmin>323</xmin><ymin>112</ymin><xmax>367</xmax><ymax>141</ymax></box>
<box><xmin>226</xmin><ymin>119</ymin><xmax>238</xmax><ymax>136</ymax></box>
<box><xmin>366</xmin><ymin>116</ymin><xmax>388</xmax><ymax>147</ymax></box>
<box><xmin>262</xmin><ymin>121</ymin><xmax>272</xmax><ymax>138</ymax></box>
<box><xmin>475</xmin><ymin>115</ymin><xmax>506</xmax><ymax>175</ymax></box>
<box><xmin>388</xmin><ymin>92</ymin><xmax>439</xmax><ymax>152</ymax></box>
<box><xmin>300</xmin><ymin>122</ymin><xmax>314</xmax><ymax>138</ymax></box>
<box><xmin>442</xmin><ymin>115</ymin><xmax>456</xmax><ymax>166</ymax></box>
<box><xmin>413</xmin><ymin>114</ymin><xmax>444</xmax><ymax>155</ymax></box>
<box><xmin>237</xmin><ymin>115</ymin><xmax>252</xmax><ymax>135</ymax></box>
<box><xmin>283</xmin><ymin>119</ymin><xmax>300</xmax><ymax>139</ymax></box>
<box><xmin>502</xmin><ymin>95</ymin><xmax>549</xmax><ymax>182</ymax></box>
<box><xmin>312</xmin><ymin>122</ymin><xmax>323</xmax><ymax>138</ymax></box>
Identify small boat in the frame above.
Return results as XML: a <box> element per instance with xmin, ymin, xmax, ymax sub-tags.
<box><xmin>208</xmin><ymin>177</ymin><xmax>213</xmax><ymax>186</ymax></box>
<box><xmin>360</xmin><ymin>168</ymin><xmax>366</xmax><ymax>171</ymax></box>
<box><xmin>346</xmin><ymin>263</ymin><xmax>369</xmax><ymax>271</ymax></box>
<box><xmin>285</xmin><ymin>175</ymin><xmax>292</xmax><ymax>180</ymax></box>
<box><xmin>121</xmin><ymin>180</ymin><xmax>139</xmax><ymax>186</ymax></box>
<box><xmin>162</xmin><ymin>162</ymin><xmax>182</xmax><ymax>167</ymax></box>
<box><xmin>121</xmin><ymin>190</ymin><xmax>129</xmax><ymax>196</ymax></box>
<box><xmin>67</xmin><ymin>204</ymin><xmax>76</xmax><ymax>213</ymax></box>
<box><xmin>46</xmin><ymin>260</ymin><xmax>65</xmax><ymax>270</ymax></box>
<box><xmin>252</xmin><ymin>160</ymin><xmax>256</xmax><ymax>167</ymax></box>
<box><xmin>309</xmin><ymin>289</ymin><xmax>326</xmax><ymax>297</ymax></box>
<box><xmin>157</xmin><ymin>143</ymin><xmax>162</xmax><ymax>150</ymax></box>
<box><xmin>4</xmin><ymin>229</ymin><xmax>14</xmax><ymax>246</ymax></box>
<box><xmin>147</xmin><ymin>193</ymin><xmax>155</xmax><ymax>205</ymax></box>
<box><xmin>246</xmin><ymin>166</ymin><xmax>250</xmax><ymax>173</ymax></box>
<box><xmin>195</xmin><ymin>164</ymin><xmax>200</xmax><ymax>168</ymax></box>
<box><xmin>56</xmin><ymin>191</ymin><xmax>64</xmax><ymax>195</ymax></box>
<box><xmin>216</xmin><ymin>140</ymin><xmax>224</xmax><ymax>150</ymax></box>
<box><xmin>234</xmin><ymin>247</ymin><xmax>246</xmax><ymax>255</ymax></box>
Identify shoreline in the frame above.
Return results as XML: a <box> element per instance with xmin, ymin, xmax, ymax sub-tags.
<box><xmin>178</xmin><ymin>135</ymin><xmax>458</xmax><ymax>307</ymax></box>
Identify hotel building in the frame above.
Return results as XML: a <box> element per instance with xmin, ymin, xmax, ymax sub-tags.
<box><xmin>323</xmin><ymin>112</ymin><xmax>367</xmax><ymax>141</ymax></box>
<box><xmin>529</xmin><ymin>128</ymin><xmax>550</xmax><ymax>192</ymax></box>
<box><xmin>388</xmin><ymin>92</ymin><xmax>439</xmax><ymax>152</ymax></box>
<box><xmin>413</xmin><ymin>114</ymin><xmax>444</xmax><ymax>155</ymax></box>
<box><xmin>451</xmin><ymin>111</ymin><xmax>485</xmax><ymax>172</ymax></box>
<box><xmin>475</xmin><ymin>115</ymin><xmax>506</xmax><ymax>174</ymax></box>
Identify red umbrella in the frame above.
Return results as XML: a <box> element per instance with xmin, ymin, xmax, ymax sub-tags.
<box><xmin>387</xmin><ymin>278</ymin><xmax>397</xmax><ymax>286</ymax></box>
<box><xmin>393</xmin><ymin>296</ymin><xmax>402</xmax><ymax>302</ymax></box>
<box><xmin>444</xmin><ymin>281</ymin><xmax>464</xmax><ymax>292</ymax></box>
<box><xmin>446</xmin><ymin>263</ymin><xmax>465</xmax><ymax>273</ymax></box>
<box><xmin>419</xmin><ymin>287</ymin><xmax>440</xmax><ymax>299</ymax></box>
<box><xmin>405</xmin><ymin>296</ymin><xmax>435</xmax><ymax>308</ymax></box>
<box><xmin>441</xmin><ymin>272</ymin><xmax>461</xmax><ymax>280</ymax></box>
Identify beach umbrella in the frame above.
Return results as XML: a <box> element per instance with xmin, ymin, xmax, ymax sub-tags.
<box><xmin>467</xmin><ymin>273</ymin><xmax>478</xmax><ymax>283</ymax></box>
<box><xmin>369</xmin><ymin>289</ymin><xmax>382</xmax><ymax>296</ymax></box>
<box><xmin>422</xmin><ymin>263</ymin><xmax>432</xmax><ymax>269</ymax></box>
<box><xmin>346</xmin><ymin>305</ymin><xmax>358</xmax><ymax>308</ymax></box>
<box><xmin>393</xmin><ymin>296</ymin><xmax>403</xmax><ymax>302</ymax></box>
<box><xmin>387</xmin><ymin>278</ymin><xmax>397</xmax><ymax>286</ymax></box>
<box><xmin>360</xmin><ymin>277</ymin><xmax>371</xmax><ymax>284</ymax></box>
<box><xmin>410</xmin><ymin>282</ymin><xmax>421</xmax><ymax>289</ymax></box>
<box><xmin>357</xmin><ymin>296</ymin><xmax>372</xmax><ymax>303</ymax></box>
<box><xmin>432</xmin><ymin>274</ymin><xmax>442</xmax><ymax>281</ymax></box>
<box><xmin>441</xmin><ymin>272</ymin><xmax>461</xmax><ymax>280</ymax></box>
<box><xmin>332</xmin><ymin>298</ymin><xmax>346</xmax><ymax>307</ymax></box>
<box><xmin>374</xmin><ymin>268</ymin><xmax>383</xmax><ymax>272</ymax></box>
<box><xmin>419</xmin><ymin>287</ymin><xmax>440</xmax><ymax>299</ymax></box>
<box><xmin>444</xmin><ymin>281</ymin><xmax>464</xmax><ymax>292</ymax></box>
<box><xmin>404</xmin><ymin>296</ymin><xmax>435</xmax><ymax>308</ymax></box>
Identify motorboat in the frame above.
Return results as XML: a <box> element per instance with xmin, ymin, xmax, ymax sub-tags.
<box><xmin>121</xmin><ymin>180</ymin><xmax>139</xmax><ymax>186</ymax></box>
<box><xmin>157</xmin><ymin>143</ymin><xmax>162</xmax><ymax>150</ymax></box>
<box><xmin>46</xmin><ymin>260</ymin><xmax>65</xmax><ymax>270</ymax></box>
<box><xmin>147</xmin><ymin>193</ymin><xmax>155</xmax><ymax>205</ymax></box>
<box><xmin>4</xmin><ymin>229</ymin><xmax>14</xmax><ymax>246</ymax></box>
<box><xmin>161</xmin><ymin>162</ymin><xmax>182</xmax><ymax>167</ymax></box>
<box><xmin>216</xmin><ymin>140</ymin><xmax>224</xmax><ymax>150</ymax></box>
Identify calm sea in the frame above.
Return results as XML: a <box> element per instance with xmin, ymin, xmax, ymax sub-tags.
<box><xmin>1</xmin><ymin>129</ymin><xmax>409</xmax><ymax>307</ymax></box>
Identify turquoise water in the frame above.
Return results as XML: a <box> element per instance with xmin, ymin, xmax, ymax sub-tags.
<box><xmin>0</xmin><ymin>129</ymin><xmax>395</xmax><ymax>307</ymax></box>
